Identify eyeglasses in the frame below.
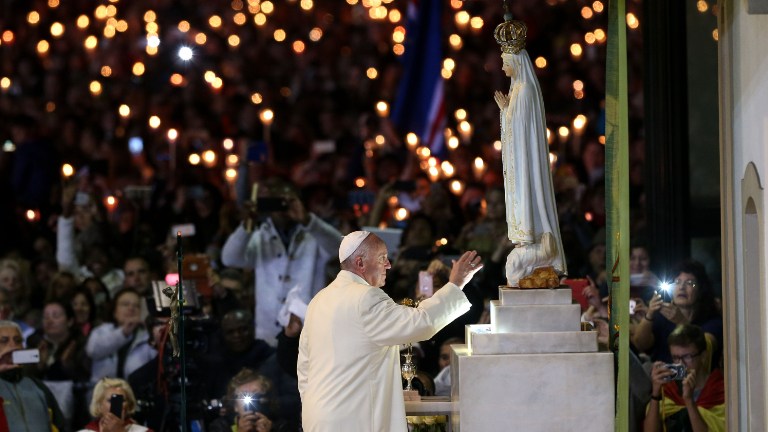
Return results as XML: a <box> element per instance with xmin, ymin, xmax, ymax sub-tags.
<box><xmin>671</xmin><ymin>351</ymin><xmax>701</xmax><ymax>363</ymax></box>
<box><xmin>674</xmin><ymin>279</ymin><xmax>697</xmax><ymax>288</ymax></box>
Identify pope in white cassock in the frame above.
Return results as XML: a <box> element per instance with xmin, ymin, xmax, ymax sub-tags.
<box><xmin>297</xmin><ymin>231</ymin><xmax>482</xmax><ymax>432</ymax></box>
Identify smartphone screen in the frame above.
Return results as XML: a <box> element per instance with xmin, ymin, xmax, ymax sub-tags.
<box><xmin>11</xmin><ymin>349</ymin><xmax>40</xmax><ymax>364</ymax></box>
<box><xmin>418</xmin><ymin>271</ymin><xmax>434</xmax><ymax>298</ymax></box>
<box><xmin>110</xmin><ymin>394</ymin><xmax>124</xmax><ymax>418</ymax></box>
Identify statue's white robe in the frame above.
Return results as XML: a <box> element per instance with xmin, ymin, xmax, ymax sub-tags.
<box><xmin>298</xmin><ymin>270</ymin><xmax>470</xmax><ymax>432</ymax></box>
<box><xmin>500</xmin><ymin>49</ymin><xmax>567</xmax><ymax>281</ymax></box>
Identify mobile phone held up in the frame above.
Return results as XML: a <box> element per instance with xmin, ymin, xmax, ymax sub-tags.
<box><xmin>12</xmin><ymin>349</ymin><xmax>40</xmax><ymax>365</ymax></box>
<box><xmin>418</xmin><ymin>271</ymin><xmax>434</xmax><ymax>299</ymax></box>
<box><xmin>110</xmin><ymin>394</ymin><xmax>124</xmax><ymax>418</ymax></box>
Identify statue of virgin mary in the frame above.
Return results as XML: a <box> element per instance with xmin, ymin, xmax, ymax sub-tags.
<box><xmin>494</xmin><ymin>17</ymin><xmax>567</xmax><ymax>286</ymax></box>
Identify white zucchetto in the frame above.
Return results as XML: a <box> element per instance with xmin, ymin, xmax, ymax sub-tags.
<box><xmin>339</xmin><ymin>231</ymin><xmax>371</xmax><ymax>263</ymax></box>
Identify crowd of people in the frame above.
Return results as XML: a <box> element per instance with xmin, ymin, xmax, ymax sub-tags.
<box><xmin>0</xmin><ymin>0</ymin><xmax>721</xmax><ymax>431</ymax></box>
<box><xmin>0</xmin><ymin>171</ymin><xmax>725</xmax><ymax>432</ymax></box>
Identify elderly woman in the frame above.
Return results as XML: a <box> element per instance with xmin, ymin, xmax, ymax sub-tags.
<box><xmin>78</xmin><ymin>377</ymin><xmax>153</xmax><ymax>432</ymax></box>
<box><xmin>631</xmin><ymin>260</ymin><xmax>722</xmax><ymax>363</ymax></box>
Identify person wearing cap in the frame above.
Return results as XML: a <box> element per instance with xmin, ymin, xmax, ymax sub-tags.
<box><xmin>297</xmin><ymin>231</ymin><xmax>482</xmax><ymax>432</ymax></box>
<box><xmin>221</xmin><ymin>177</ymin><xmax>342</xmax><ymax>346</ymax></box>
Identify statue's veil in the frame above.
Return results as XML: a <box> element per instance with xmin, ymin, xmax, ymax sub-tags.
<box><xmin>499</xmin><ymin>49</ymin><xmax>567</xmax><ymax>278</ymax></box>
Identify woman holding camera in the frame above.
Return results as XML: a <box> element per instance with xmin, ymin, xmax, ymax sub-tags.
<box><xmin>643</xmin><ymin>324</ymin><xmax>724</xmax><ymax>432</ymax></box>
<box><xmin>631</xmin><ymin>259</ymin><xmax>722</xmax><ymax>363</ymax></box>
<box><xmin>78</xmin><ymin>377</ymin><xmax>153</xmax><ymax>432</ymax></box>
<box><xmin>208</xmin><ymin>368</ymin><xmax>282</xmax><ymax>432</ymax></box>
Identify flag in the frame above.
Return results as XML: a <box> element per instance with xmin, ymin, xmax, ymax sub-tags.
<box><xmin>390</xmin><ymin>0</ymin><xmax>446</xmax><ymax>158</ymax></box>
<box><xmin>606</xmin><ymin>0</ymin><xmax>631</xmax><ymax>430</ymax></box>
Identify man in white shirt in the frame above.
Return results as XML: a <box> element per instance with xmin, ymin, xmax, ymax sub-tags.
<box><xmin>221</xmin><ymin>178</ymin><xmax>342</xmax><ymax>346</ymax></box>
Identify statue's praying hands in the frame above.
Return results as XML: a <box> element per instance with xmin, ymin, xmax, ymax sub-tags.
<box><xmin>494</xmin><ymin>90</ymin><xmax>510</xmax><ymax>109</ymax></box>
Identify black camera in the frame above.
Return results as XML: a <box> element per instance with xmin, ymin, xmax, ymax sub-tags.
<box><xmin>243</xmin><ymin>398</ymin><xmax>257</xmax><ymax>413</ymax></box>
<box><xmin>663</xmin><ymin>363</ymin><xmax>686</xmax><ymax>381</ymax></box>
<box><xmin>257</xmin><ymin>197</ymin><xmax>289</xmax><ymax>212</ymax></box>
<box><xmin>242</xmin><ymin>393</ymin><xmax>268</xmax><ymax>414</ymax></box>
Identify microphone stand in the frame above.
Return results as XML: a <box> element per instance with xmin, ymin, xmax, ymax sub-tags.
<box><xmin>176</xmin><ymin>232</ymin><xmax>188</xmax><ymax>432</ymax></box>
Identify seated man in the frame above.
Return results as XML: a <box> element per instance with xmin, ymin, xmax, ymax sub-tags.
<box><xmin>0</xmin><ymin>320</ymin><xmax>67</xmax><ymax>431</ymax></box>
<box><xmin>644</xmin><ymin>324</ymin><xmax>724</xmax><ymax>432</ymax></box>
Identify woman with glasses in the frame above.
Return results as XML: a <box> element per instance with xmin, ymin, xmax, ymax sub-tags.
<box><xmin>631</xmin><ymin>260</ymin><xmax>722</xmax><ymax>364</ymax></box>
<box><xmin>643</xmin><ymin>324</ymin><xmax>724</xmax><ymax>432</ymax></box>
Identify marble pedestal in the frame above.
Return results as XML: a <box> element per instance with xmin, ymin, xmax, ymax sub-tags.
<box><xmin>449</xmin><ymin>288</ymin><xmax>614</xmax><ymax>431</ymax></box>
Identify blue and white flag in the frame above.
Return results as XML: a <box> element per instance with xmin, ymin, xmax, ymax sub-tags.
<box><xmin>390</xmin><ymin>0</ymin><xmax>446</xmax><ymax>158</ymax></box>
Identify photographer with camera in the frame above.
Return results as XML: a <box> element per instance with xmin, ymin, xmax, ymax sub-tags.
<box><xmin>209</xmin><ymin>368</ymin><xmax>297</xmax><ymax>432</ymax></box>
<box><xmin>221</xmin><ymin>177</ymin><xmax>342</xmax><ymax>346</ymax></box>
<box><xmin>643</xmin><ymin>324</ymin><xmax>724</xmax><ymax>432</ymax></box>
<box><xmin>632</xmin><ymin>260</ymin><xmax>722</xmax><ymax>364</ymax></box>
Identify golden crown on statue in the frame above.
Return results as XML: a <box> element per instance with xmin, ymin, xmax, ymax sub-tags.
<box><xmin>494</xmin><ymin>18</ymin><xmax>527</xmax><ymax>54</ymax></box>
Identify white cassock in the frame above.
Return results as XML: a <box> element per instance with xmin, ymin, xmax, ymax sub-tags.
<box><xmin>500</xmin><ymin>49</ymin><xmax>567</xmax><ymax>277</ymax></box>
<box><xmin>298</xmin><ymin>270</ymin><xmax>471</xmax><ymax>432</ymax></box>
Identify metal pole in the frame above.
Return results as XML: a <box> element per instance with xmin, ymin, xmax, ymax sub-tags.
<box><xmin>176</xmin><ymin>232</ymin><xmax>187</xmax><ymax>432</ymax></box>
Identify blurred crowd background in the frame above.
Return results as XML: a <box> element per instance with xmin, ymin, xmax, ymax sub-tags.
<box><xmin>0</xmin><ymin>0</ymin><xmax>647</xmax><ymax>266</ymax></box>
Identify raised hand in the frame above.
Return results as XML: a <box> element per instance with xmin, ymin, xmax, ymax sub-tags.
<box><xmin>582</xmin><ymin>275</ymin><xmax>602</xmax><ymax>309</ymax></box>
<box><xmin>120</xmin><ymin>316</ymin><xmax>143</xmax><ymax>337</ymax></box>
<box><xmin>448</xmin><ymin>251</ymin><xmax>483</xmax><ymax>289</ymax></box>
<box><xmin>659</xmin><ymin>302</ymin><xmax>689</xmax><ymax>325</ymax></box>
<box><xmin>681</xmin><ymin>368</ymin><xmax>697</xmax><ymax>401</ymax></box>
<box><xmin>99</xmin><ymin>411</ymin><xmax>126</xmax><ymax>432</ymax></box>
<box><xmin>646</xmin><ymin>292</ymin><xmax>663</xmax><ymax>320</ymax></box>
<box><xmin>649</xmin><ymin>361</ymin><xmax>675</xmax><ymax>394</ymax></box>
<box><xmin>237</xmin><ymin>411</ymin><xmax>273</xmax><ymax>432</ymax></box>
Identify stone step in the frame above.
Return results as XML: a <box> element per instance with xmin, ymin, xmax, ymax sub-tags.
<box><xmin>498</xmin><ymin>286</ymin><xmax>573</xmax><ymax>305</ymax></box>
<box><xmin>465</xmin><ymin>324</ymin><xmax>597</xmax><ymax>355</ymax></box>
<box><xmin>490</xmin><ymin>301</ymin><xmax>581</xmax><ymax>332</ymax></box>
<box><xmin>450</xmin><ymin>345</ymin><xmax>614</xmax><ymax>432</ymax></box>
